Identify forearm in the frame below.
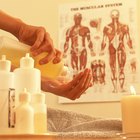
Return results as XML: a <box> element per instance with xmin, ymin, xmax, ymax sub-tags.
<box><xmin>0</xmin><ymin>10</ymin><xmax>25</xmax><ymax>38</ymax></box>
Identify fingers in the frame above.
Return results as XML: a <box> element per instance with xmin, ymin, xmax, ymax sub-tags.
<box><xmin>52</xmin><ymin>49</ymin><xmax>62</xmax><ymax>64</ymax></box>
<box><xmin>39</xmin><ymin>48</ymin><xmax>62</xmax><ymax>65</ymax></box>
<box><xmin>31</xmin><ymin>27</ymin><xmax>46</xmax><ymax>51</ymax></box>
<box><xmin>71</xmin><ymin>69</ymin><xmax>91</xmax><ymax>99</ymax></box>
<box><xmin>30</xmin><ymin>29</ymin><xmax>62</xmax><ymax>65</ymax></box>
<box><xmin>67</xmin><ymin>69</ymin><xmax>92</xmax><ymax>100</ymax></box>
<box><xmin>39</xmin><ymin>46</ymin><xmax>55</xmax><ymax>64</ymax></box>
<box><xmin>76</xmin><ymin>72</ymin><xmax>92</xmax><ymax>99</ymax></box>
<box><xmin>57</xmin><ymin>71</ymin><xmax>84</xmax><ymax>99</ymax></box>
<box><xmin>31</xmin><ymin>32</ymin><xmax>53</xmax><ymax>54</ymax></box>
<box><xmin>67</xmin><ymin>71</ymin><xmax>84</xmax><ymax>90</ymax></box>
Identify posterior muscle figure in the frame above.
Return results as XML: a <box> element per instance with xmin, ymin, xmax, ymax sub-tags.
<box><xmin>63</xmin><ymin>13</ymin><xmax>95</xmax><ymax>75</ymax></box>
<box><xmin>100</xmin><ymin>9</ymin><xmax>134</xmax><ymax>93</ymax></box>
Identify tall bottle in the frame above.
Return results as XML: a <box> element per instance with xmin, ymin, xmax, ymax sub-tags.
<box><xmin>15</xmin><ymin>88</ymin><xmax>34</xmax><ymax>134</ymax></box>
<box><xmin>32</xmin><ymin>91</ymin><xmax>47</xmax><ymax>133</ymax></box>
<box><xmin>0</xmin><ymin>36</ymin><xmax>64</xmax><ymax>79</ymax></box>
<box><xmin>0</xmin><ymin>55</ymin><xmax>15</xmax><ymax>134</ymax></box>
<box><xmin>14</xmin><ymin>53</ymin><xmax>41</xmax><ymax>106</ymax></box>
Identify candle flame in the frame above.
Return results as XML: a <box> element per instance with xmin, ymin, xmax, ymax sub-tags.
<box><xmin>130</xmin><ymin>86</ymin><xmax>136</xmax><ymax>95</ymax></box>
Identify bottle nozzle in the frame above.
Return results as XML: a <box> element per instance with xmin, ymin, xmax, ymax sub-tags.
<box><xmin>0</xmin><ymin>55</ymin><xmax>11</xmax><ymax>71</ymax></box>
<box><xmin>25</xmin><ymin>53</ymin><xmax>30</xmax><ymax>58</ymax></box>
<box><xmin>20</xmin><ymin>53</ymin><xmax>34</xmax><ymax>68</ymax></box>
<box><xmin>1</xmin><ymin>55</ymin><xmax>6</xmax><ymax>61</ymax></box>
<box><xmin>19</xmin><ymin>88</ymin><xmax>31</xmax><ymax>102</ymax></box>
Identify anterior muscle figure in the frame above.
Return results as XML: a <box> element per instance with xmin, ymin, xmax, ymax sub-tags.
<box><xmin>100</xmin><ymin>9</ymin><xmax>134</xmax><ymax>92</ymax></box>
<box><xmin>63</xmin><ymin>13</ymin><xmax>95</xmax><ymax>75</ymax></box>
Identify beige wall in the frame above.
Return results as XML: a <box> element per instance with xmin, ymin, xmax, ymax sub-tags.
<box><xmin>1</xmin><ymin>0</ymin><xmax>140</xmax><ymax>118</ymax></box>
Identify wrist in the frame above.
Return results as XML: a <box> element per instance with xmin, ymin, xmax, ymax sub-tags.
<box><xmin>12</xmin><ymin>19</ymin><xmax>26</xmax><ymax>39</ymax></box>
<box><xmin>0</xmin><ymin>11</ymin><xmax>26</xmax><ymax>39</ymax></box>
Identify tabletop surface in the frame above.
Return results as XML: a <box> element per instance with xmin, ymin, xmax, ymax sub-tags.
<box><xmin>0</xmin><ymin>133</ymin><xmax>140</xmax><ymax>140</ymax></box>
<box><xmin>0</xmin><ymin>133</ymin><xmax>118</xmax><ymax>140</ymax></box>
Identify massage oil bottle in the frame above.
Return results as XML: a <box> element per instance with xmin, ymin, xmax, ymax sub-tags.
<box><xmin>0</xmin><ymin>36</ymin><xmax>64</xmax><ymax>79</ymax></box>
<box><xmin>31</xmin><ymin>92</ymin><xmax>47</xmax><ymax>133</ymax></box>
<box><xmin>14</xmin><ymin>53</ymin><xmax>41</xmax><ymax>106</ymax></box>
<box><xmin>0</xmin><ymin>55</ymin><xmax>15</xmax><ymax>134</ymax></box>
<box><xmin>15</xmin><ymin>88</ymin><xmax>34</xmax><ymax>134</ymax></box>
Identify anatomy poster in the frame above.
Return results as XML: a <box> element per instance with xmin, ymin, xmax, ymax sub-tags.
<box><xmin>58</xmin><ymin>0</ymin><xmax>140</xmax><ymax>103</ymax></box>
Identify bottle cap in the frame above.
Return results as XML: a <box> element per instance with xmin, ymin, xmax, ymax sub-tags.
<box><xmin>0</xmin><ymin>55</ymin><xmax>11</xmax><ymax>72</ymax></box>
<box><xmin>19</xmin><ymin>88</ymin><xmax>31</xmax><ymax>102</ymax></box>
<box><xmin>20</xmin><ymin>53</ymin><xmax>34</xmax><ymax>68</ymax></box>
<box><xmin>32</xmin><ymin>91</ymin><xmax>45</xmax><ymax>104</ymax></box>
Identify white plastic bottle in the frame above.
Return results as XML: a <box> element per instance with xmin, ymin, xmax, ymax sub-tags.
<box><xmin>15</xmin><ymin>88</ymin><xmax>34</xmax><ymax>134</ymax></box>
<box><xmin>0</xmin><ymin>55</ymin><xmax>15</xmax><ymax>134</ymax></box>
<box><xmin>32</xmin><ymin>92</ymin><xmax>47</xmax><ymax>133</ymax></box>
<box><xmin>14</xmin><ymin>53</ymin><xmax>41</xmax><ymax>106</ymax></box>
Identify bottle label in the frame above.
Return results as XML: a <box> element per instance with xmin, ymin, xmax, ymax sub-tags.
<box><xmin>8</xmin><ymin>88</ymin><xmax>15</xmax><ymax>128</ymax></box>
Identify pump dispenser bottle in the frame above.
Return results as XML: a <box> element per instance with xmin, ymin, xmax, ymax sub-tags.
<box><xmin>15</xmin><ymin>88</ymin><xmax>34</xmax><ymax>134</ymax></box>
<box><xmin>14</xmin><ymin>53</ymin><xmax>41</xmax><ymax>106</ymax></box>
<box><xmin>32</xmin><ymin>91</ymin><xmax>47</xmax><ymax>133</ymax></box>
<box><xmin>0</xmin><ymin>55</ymin><xmax>15</xmax><ymax>134</ymax></box>
<box><xmin>0</xmin><ymin>36</ymin><xmax>64</xmax><ymax>79</ymax></box>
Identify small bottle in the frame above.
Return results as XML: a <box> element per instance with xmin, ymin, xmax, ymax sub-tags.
<box><xmin>0</xmin><ymin>36</ymin><xmax>64</xmax><ymax>79</ymax></box>
<box><xmin>32</xmin><ymin>92</ymin><xmax>47</xmax><ymax>133</ymax></box>
<box><xmin>15</xmin><ymin>88</ymin><xmax>34</xmax><ymax>134</ymax></box>
<box><xmin>0</xmin><ymin>55</ymin><xmax>15</xmax><ymax>134</ymax></box>
<box><xmin>14</xmin><ymin>53</ymin><xmax>41</xmax><ymax>106</ymax></box>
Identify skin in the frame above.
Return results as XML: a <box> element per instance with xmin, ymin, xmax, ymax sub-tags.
<box><xmin>41</xmin><ymin>68</ymin><xmax>92</xmax><ymax>100</ymax></box>
<box><xmin>0</xmin><ymin>10</ymin><xmax>92</xmax><ymax>100</ymax></box>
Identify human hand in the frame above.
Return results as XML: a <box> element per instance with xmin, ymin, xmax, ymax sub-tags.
<box><xmin>41</xmin><ymin>68</ymin><xmax>92</xmax><ymax>100</ymax></box>
<box><xmin>17</xmin><ymin>24</ymin><xmax>62</xmax><ymax>64</ymax></box>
